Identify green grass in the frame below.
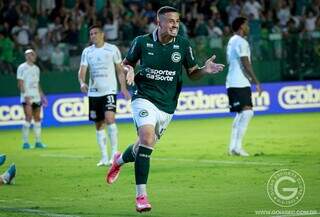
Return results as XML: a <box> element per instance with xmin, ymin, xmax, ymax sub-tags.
<box><xmin>0</xmin><ymin>113</ymin><xmax>319</xmax><ymax>217</ymax></box>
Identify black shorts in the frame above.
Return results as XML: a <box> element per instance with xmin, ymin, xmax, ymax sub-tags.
<box><xmin>22</xmin><ymin>102</ymin><xmax>42</xmax><ymax>109</ymax></box>
<box><xmin>89</xmin><ymin>94</ymin><xmax>117</xmax><ymax>122</ymax></box>
<box><xmin>227</xmin><ymin>87</ymin><xmax>253</xmax><ymax>112</ymax></box>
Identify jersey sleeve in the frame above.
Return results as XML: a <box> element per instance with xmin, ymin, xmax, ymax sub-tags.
<box><xmin>183</xmin><ymin>40</ymin><xmax>198</xmax><ymax>70</ymax></box>
<box><xmin>125</xmin><ymin>36</ymin><xmax>141</xmax><ymax>64</ymax></box>
<box><xmin>16</xmin><ymin>65</ymin><xmax>24</xmax><ymax>80</ymax></box>
<box><xmin>113</xmin><ymin>46</ymin><xmax>122</xmax><ymax>64</ymax></box>
<box><xmin>80</xmin><ymin>48</ymin><xmax>88</xmax><ymax>66</ymax></box>
<box><xmin>236</xmin><ymin>40</ymin><xmax>250</xmax><ymax>57</ymax></box>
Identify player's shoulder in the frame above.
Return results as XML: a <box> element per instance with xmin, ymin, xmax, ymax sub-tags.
<box><xmin>82</xmin><ymin>44</ymin><xmax>95</xmax><ymax>53</ymax></box>
<box><xmin>104</xmin><ymin>42</ymin><xmax>120</xmax><ymax>51</ymax></box>
<box><xmin>18</xmin><ymin>62</ymin><xmax>28</xmax><ymax>70</ymax></box>
<box><xmin>229</xmin><ymin>35</ymin><xmax>248</xmax><ymax>45</ymax></box>
<box><xmin>135</xmin><ymin>33</ymin><xmax>153</xmax><ymax>44</ymax></box>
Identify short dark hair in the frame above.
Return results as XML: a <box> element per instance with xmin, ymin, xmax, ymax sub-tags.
<box><xmin>232</xmin><ymin>17</ymin><xmax>247</xmax><ymax>32</ymax></box>
<box><xmin>89</xmin><ymin>24</ymin><xmax>102</xmax><ymax>32</ymax></box>
<box><xmin>157</xmin><ymin>6</ymin><xmax>178</xmax><ymax>17</ymax></box>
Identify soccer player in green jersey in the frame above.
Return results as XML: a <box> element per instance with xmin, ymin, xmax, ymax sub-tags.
<box><xmin>106</xmin><ymin>6</ymin><xmax>225</xmax><ymax>212</ymax></box>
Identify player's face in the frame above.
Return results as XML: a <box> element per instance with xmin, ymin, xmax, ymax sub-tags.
<box><xmin>90</xmin><ymin>28</ymin><xmax>104</xmax><ymax>45</ymax></box>
<box><xmin>242</xmin><ymin>21</ymin><xmax>250</xmax><ymax>36</ymax></box>
<box><xmin>25</xmin><ymin>52</ymin><xmax>36</xmax><ymax>63</ymax></box>
<box><xmin>159</xmin><ymin>12</ymin><xmax>180</xmax><ymax>37</ymax></box>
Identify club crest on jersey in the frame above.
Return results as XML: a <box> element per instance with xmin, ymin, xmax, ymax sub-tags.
<box><xmin>171</xmin><ymin>52</ymin><xmax>181</xmax><ymax>63</ymax></box>
<box><xmin>139</xmin><ymin>110</ymin><xmax>149</xmax><ymax>117</ymax></box>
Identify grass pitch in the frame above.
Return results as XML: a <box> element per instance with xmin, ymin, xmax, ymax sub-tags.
<box><xmin>0</xmin><ymin>113</ymin><xmax>319</xmax><ymax>217</ymax></box>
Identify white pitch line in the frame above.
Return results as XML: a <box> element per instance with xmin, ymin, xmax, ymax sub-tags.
<box><xmin>272</xmin><ymin>213</ymin><xmax>319</xmax><ymax>217</ymax></box>
<box><xmin>0</xmin><ymin>207</ymin><xmax>81</xmax><ymax>217</ymax></box>
<box><xmin>153</xmin><ymin>157</ymin><xmax>285</xmax><ymax>166</ymax></box>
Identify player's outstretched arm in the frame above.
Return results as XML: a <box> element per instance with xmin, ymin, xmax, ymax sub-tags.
<box><xmin>187</xmin><ymin>55</ymin><xmax>225</xmax><ymax>80</ymax></box>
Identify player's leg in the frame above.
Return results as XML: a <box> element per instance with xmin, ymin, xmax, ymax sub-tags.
<box><xmin>235</xmin><ymin>106</ymin><xmax>253</xmax><ymax>156</ymax></box>
<box><xmin>234</xmin><ymin>87</ymin><xmax>254</xmax><ymax>156</ymax></box>
<box><xmin>105</xmin><ymin>111</ymin><xmax>118</xmax><ymax>163</ymax></box>
<box><xmin>104</xmin><ymin>94</ymin><xmax>118</xmax><ymax>162</ymax></box>
<box><xmin>227</xmin><ymin>88</ymin><xmax>241</xmax><ymax>155</ymax></box>
<box><xmin>0</xmin><ymin>163</ymin><xmax>16</xmax><ymax>185</ymax></box>
<box><xmin>95</xmin><ymin>120</ymin><xmax>109</xmax><ymax>166</ymax></box>
<box><xmin>134</xmin><ymin>125</ymin><xmax>155</xmax><ymax>212</ymax></box>
<box><xmin>22</xmin><ymin>103</ymin><xmax>32</xmax><ymax>149</ymax></box>
<box><xmin>33</xmin><ymin>103</ymin><xmax>46</xmax><ymax>148</ymax></box>
<box><xmin>89</xmin><ymin>96</ymin><xmax>109</xmax><ymax>166</ymax></box>
<box><xmin>0</xmin><ymin>154</ymin><xmax>6</xmax><ymax>166</ymax></box>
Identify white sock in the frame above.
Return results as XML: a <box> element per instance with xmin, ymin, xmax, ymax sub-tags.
<box><xmin>136</xmin><ymin>184</ymin><xmax>147</xmax><ymax>197</ymax></box>
<box><xmin>96</xmin><ymin>129</ymin><xmax>108</xmax><ymax>161</ymax></box>
<box><xmin>34</xmin><ymin>122</ymin><xmax>42</xmax><ymax>143</ymax></box>
<box><xmin>107</xmin><ymin>123</ymin><xmax>118</xmax><ymax>158</ymax></box>
<box><xmin>229</xmin><ymin>113</ymin><xmax>241</xmax><ymax>151</ymax></box>
<box><xmin>22</xmin><ymin>121</ymin><xmax>31</xmax><ymax>143</ymax></box>
<box><xmin>235</xmin><ymin>110</ymin><xmax>254</xmax><ymax>151</ymax></box>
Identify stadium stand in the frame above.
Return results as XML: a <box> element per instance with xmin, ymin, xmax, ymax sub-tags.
<box><xmin>1</xmin><ymin>0</ymin><xmax>320</xmax><ymax>96</ymax></box>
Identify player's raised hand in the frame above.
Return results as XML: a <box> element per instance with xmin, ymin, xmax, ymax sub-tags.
<box><xmin>80</xmin><ymin>83</ymin><xmax>88</xmax><ymax>94</ymax></box>
<box><xmin>124</xmin><ymin>65</ymin><xmax>135</xmax><ymax>86</ymax></box>
<box><xmin>204</xmin><ymin>55</ymin><xmax>225</xmax><ymax>74</ymax></box>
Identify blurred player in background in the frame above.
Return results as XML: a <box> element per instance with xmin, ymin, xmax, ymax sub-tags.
<box><xmin>226</xmin><ymin>17</ymin><xmax>262</xmax><ymax>157</ymax></box>
<box><xmin>17</xmin><ymin>49</ymin><xmax>48</xmax><ymax>149</ymax></box>
<box><xmin>78</xmin><ymin>25</ymin><xmax>130</xmax><ymax>167</ymax></box>
<box><xmin>0</xmin><ymin>154</ymin><xmax>16</xmax><ymax>185</ymax></box>
<box><xmin>106</xmin><ymin>6</ymin><xmax>224</xmax><ymax>212</ymax></box>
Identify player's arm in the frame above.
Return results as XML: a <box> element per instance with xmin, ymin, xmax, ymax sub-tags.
<box><xmin>38</xmin><ymin>83</ymin><xmax>48</xmax><ymax>107</ymax></box>
<box><xmin>17</xmin><ymin>68</ymin><xmax>31</xmax><ymax>105</ymax></box>
<box><xmin>187</xmin><ymin>55</ymin><xmax>225</xmax><ymax>80</ymax></box>
<box><xmin>115</xmin><ymin>63</ymin><xmax>131</xmax><ymax>100</ymax></box>
<box><xmin>122</xmin><ymin>36</ymin><xmax>141</xmax><ymax>85</ymax></box>
<box><xmin>240</xmin><ymin>56</ymin><xmax>262</xmax><ymax>95</ymax></box>
<box><xmin>122</xmin><ymin>59</ymin><xmax>136</xmax><ymax>86</ymax></box>
<box><xmin>78</xmin><ymin>65</ymin><xmax>88</xmax><ymax>93</ymax></box>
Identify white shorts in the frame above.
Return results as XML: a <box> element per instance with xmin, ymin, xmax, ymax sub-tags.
<box><xmin>131</xmin><ymin>98</ymin><xmax>173</xmax><ymax>139</ymax></box>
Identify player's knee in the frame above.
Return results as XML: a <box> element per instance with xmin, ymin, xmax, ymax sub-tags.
<box><xmin>139</xmin><ymin>134</ymin><xmax>155</xmax><ymax>146</ymax></box>
<box><xmin>105</xmin><ymin>113</ymin><xmax>115</xmax><ymax>124</ymax></box>
<box><xmin>25</xmin><ymin>115</ymin><xmax>32</xmax><ymax>122</ymax></box>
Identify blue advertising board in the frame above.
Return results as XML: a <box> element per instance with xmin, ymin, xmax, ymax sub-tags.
<box><xmin>0</xmin><ymin>81</ymin><xmax>319</xmax><ymax>129</ymax></box>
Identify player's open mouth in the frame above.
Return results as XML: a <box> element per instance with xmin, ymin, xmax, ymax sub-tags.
<box><xmin>170</xmin><ymin>28</ymin><xmax>178</xmax><ymax>34</ymax></box>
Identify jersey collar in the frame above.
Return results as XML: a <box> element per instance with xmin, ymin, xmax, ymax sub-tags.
<box><xmin>153</xmin><ymin>28</ymin><xmax>176</xmax><ymax>44</ymax></box>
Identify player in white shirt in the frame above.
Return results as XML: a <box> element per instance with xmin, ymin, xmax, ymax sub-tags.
<box><xmin>17</xmin><ymin>49</ymin><xmax>48</xmax><ymax>149</ymax></box>
<box><xmin>78</xmin><ymin>25</ymin><xmax>130</xmax><ymax>167</ymax></box>
<box><xmin>226</xmin><ymin>17</ymin><xmax>262</xmax><ymax>157</ymax></box>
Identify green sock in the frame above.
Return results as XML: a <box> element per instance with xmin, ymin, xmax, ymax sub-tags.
<box><xmin>135</xmin><ymin>145</ymin><xmax>153</xmax><ymax>185</ymax></box>
<box><xmin>122</xmin><ymin>144</ymin><xmax>136</xmax><ymax>163</ymax></box>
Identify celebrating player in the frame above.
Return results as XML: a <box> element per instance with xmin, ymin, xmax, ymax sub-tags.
<box><xmin>78</xmin><ymin>25</ymin><xmax>130</xmax><ymax>167</ymax></box>
<box><xmin>106</xmin><ymin>6</ymin><xmax>224</xmax><ymax>212</ymax></box>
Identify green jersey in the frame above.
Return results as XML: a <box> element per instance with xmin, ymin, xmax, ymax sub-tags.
<box><xmin>126</xmin><ymin>30</ymin><xmax>197</xmax><ymax>114</ymax></box>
